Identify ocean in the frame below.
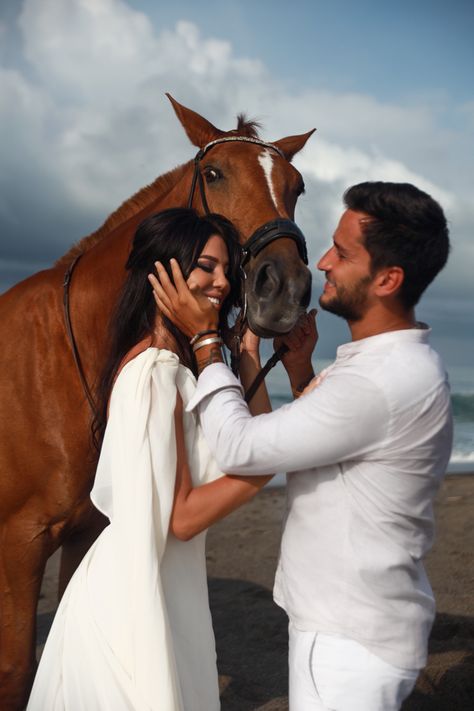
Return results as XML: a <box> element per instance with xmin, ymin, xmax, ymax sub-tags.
<box><xmin>262</xmin><ymin>355</ymin><xmax>474</xmax><ymax>482</ymax></box>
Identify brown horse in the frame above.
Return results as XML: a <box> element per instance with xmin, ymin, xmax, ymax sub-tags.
<box><xmin>0</xmin><ymin>94</ymin><xmax>314</xmax><ymax>710</ymax></box>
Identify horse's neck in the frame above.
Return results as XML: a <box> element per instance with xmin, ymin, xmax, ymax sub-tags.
<box><xmin>61</xmin><ymin>164</ymin><xmax>194</xmax><ymax>372</ymax></box>
<box><xmin>91</xmin><ymin>172</ymin><xmax>192</xmax><ymax>263</ymax></box>
<box><xmin>56</xmin><ymin>162</ymin><xmax>192</xmax><ymax>270</ymax></box>
<box><xmin>106</xmin><ymin>162</ymin><xmax>192</xmax><ymax>232</ymax></box>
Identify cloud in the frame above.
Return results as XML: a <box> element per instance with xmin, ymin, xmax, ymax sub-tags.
<box><xmin>1</xmin><ymin>0</ymin><xmax>473</xmax><ymax>364</ymax></box>
<box><xmin>19</xmin><ymin>0</ymin><xmax>157</xmax><ymax>99</ymax></box>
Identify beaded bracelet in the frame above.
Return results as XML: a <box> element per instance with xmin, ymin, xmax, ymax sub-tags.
<box><xmin>189</xmin><ymin>329</ymin><xmax>220</xmax><ymax>346</ymax></box>
<box><xmin>192</xmin><ymin>336</ymin><xmax>223</xmax><ymax>353</ymax></box>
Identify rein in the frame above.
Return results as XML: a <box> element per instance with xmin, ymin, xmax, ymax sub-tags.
<box><xmin>188</xmin><ymin>136</ymin><xmax>308</xmax><ymax>401</ymax></box>
<box><xmin>63</xmin><ymin>254</ymin><xmax>98</xmax><ymax>416</ymax></box>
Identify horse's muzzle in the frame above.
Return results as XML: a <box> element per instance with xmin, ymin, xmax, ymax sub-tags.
<box><xmin>246</xmin><ymin>258</ymin><xmax>312</xmax><ymax>337</ymax></box>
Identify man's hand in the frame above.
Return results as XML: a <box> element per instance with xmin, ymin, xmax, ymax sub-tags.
<box><xmin>274</xmin><ymin>309</ymin><xmax>318</xmax><ymax>368</ymax></box>
<box><xmin>274</xmin><ymin>309</ymin><xmax>318</xmax><ymax>395</ymax></box>
<box><xmin>148</xmin><ymin>259</ymin><xmax>219</xmax><ymax>338</ymax></box>
<box><xmin>240</xmin><ymin>326</ymin><xmax>261</xmax><ymax>359</ymax></box>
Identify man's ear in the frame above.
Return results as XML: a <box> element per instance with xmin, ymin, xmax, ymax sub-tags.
<box><xmin>373</xmin><ymin>266</ymin><xmax>405</xmax><ymax>298</ymax></box>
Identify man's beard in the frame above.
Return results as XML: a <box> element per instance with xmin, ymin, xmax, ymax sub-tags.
<box><xmin>319</xmin><ymin>275</ymin><xmax>372</xmax><ymax>322</ymax></box>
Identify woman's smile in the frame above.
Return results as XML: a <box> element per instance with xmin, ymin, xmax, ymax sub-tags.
<box><xmin>187</xmin><ymin>234</ymin><xmax>231</xmax><ymax>311</ymax></box>
<box><xmin>206</xmin><ymin>295</ymin><xmax>222</xmax><ymax>309</ymax></box>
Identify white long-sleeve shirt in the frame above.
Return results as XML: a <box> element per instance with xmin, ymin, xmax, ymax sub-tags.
<box><xmin>186</xmin><ymin>327</ymin><xmax>453</xmax><ymax>669</ymax></box>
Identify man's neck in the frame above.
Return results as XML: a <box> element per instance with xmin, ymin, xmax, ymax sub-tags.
<box><xmin>349</xmin><ymin>307</ymin><xmax>417</xmax><ymax>341</ymax></box>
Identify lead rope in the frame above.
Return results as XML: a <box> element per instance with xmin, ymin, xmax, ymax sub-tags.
<box><xmin>244</xmin><ymin>343</ymin><xmax>289</xmax><ymax>404</ymax></box>
<box><xmin>229</xmin><ymin>306</ymin><xmax>289</xmax><ymax>405</ymax></box>
<box><xmin>229</xmin><ymin>318</ymin><xmax>288</xmax><ymax>404</ymax></box>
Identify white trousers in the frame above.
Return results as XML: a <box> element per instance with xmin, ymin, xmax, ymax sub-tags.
<box><xmin>288</xmin><ymin>625</ymin><xmax>419</xmax><ymax>711</ymax></box>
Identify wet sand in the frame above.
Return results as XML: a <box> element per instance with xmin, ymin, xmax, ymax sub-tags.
<box><xmin>37</xmin><ymin>474</ymin><xmax>474</xmax><ymax>710</ymax></box>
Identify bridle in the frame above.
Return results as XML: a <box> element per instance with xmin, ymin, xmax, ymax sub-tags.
<box><xmin>64</xmin><ymin>136</ymin><xmax>309</xmax><ymax>412</ymax></box>
<box><xmin>187</xmin><ymin>136</ymin><xmax>309</xmax><ymax>399</ymax></box>
<box><xmin>187</xmin><ymin>136</ymin><xmax>308</xmax><ymax>269</ymax></box>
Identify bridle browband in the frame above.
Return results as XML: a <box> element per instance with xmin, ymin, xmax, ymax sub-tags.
<box><xmin>64</xmin><ymin>135</ymin><xmax>309</xmax><ymax>412</ymax></box>
<box><xmin>187</xmin><ymin>136</ymin><xmax>283</xmax><ymax>215</ymax></box>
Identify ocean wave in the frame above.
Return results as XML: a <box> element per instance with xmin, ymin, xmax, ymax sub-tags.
<box><xmin>271</xmin><ymin>391</ymin><xmax>474</xmax><ymax>418</ymax></box>
<box><xmin>270</xmin><ymin>388</ymin><xmax>474</xmax><ymax>425</ymax></box>
<box><xmin>451</xmin><ymin>393</ymin><xmax>474</xmax><ymax>422</ymax></box>
<box><xmin>450</xmin><ymin>453</ymin><xmax>474</xmax><ymax>464</ymax></box>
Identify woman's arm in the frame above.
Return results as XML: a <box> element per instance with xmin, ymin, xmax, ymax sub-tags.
<box><xmin>169</xmin><ymin>393</ymin><xmax>272</xmax><ymax>541</ymax></box>
<box><xmin>238</xmin><ymin>328</ymin><xmax>272</xmax><ymax>415</ymax></box>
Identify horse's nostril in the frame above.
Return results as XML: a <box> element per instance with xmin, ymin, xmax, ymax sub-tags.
<box><xmin>254</xmin><ymin>262</ymin><xmax>280</xmax><ymax>299</ymax></box>
<box><xmin>302</xmin><ymin>280</ymin><xmax>312</xmax><ymax>308</ymax></box>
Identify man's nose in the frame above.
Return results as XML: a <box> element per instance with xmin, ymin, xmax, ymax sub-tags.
<box><xmin>317</xmin><ymin>247</ymin><xmax>333</xmax><ymax>271</ymax></box>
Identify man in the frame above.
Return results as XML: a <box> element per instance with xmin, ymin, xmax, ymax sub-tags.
<box><xmin>151</xmin><ymin>182</ymin><xmax>453</xmax><ymax>710</ymax></box>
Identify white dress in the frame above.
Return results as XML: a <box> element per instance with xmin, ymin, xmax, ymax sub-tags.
<box><xmin>27</xmin><ymin>348</ymin><xmax>223</xmax><ymax>711</ymax></box>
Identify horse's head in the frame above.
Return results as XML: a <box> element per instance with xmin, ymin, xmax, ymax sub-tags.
<box><xmin>168</xmin><ymin>95</ymin><xmax>314</xmax><ymax>337</ymax></box>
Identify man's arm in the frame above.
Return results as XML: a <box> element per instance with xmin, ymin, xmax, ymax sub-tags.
<box><xmin>189</xmin><ymin>366</ymin><xmax>388</xmax><ymax>475</ymax></box>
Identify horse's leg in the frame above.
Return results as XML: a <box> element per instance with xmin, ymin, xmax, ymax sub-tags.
<box><xmin>58</xmin><ymin>503</ymin><xmax>107</xmax><ymax>599</ymax></box>
<box><xmin>0</xmin><ymin>517</ymin><xmax>51</xmax><ymax>711</ymax></box>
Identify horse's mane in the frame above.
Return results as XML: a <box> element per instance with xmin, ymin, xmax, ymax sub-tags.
<box><xmin>55</xmin><ymin>115</ymin><xmax>262</xmax><ymax>268</ymax></box>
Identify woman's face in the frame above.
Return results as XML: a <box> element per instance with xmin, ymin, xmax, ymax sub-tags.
<box><xmin>187</xmin><ymin>234</ymin><xmax>231</xmax><ymax>311</ymax></box>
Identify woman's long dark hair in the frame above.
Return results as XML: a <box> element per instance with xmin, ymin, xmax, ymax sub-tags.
<box><xmin>92</xmin><ymin>207</ymin><xmax>242</xmax><ymax>449</ymax></box>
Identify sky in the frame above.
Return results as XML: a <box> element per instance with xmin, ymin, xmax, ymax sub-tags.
<box><xmin>1</xmin><ymin>0</ymin><xmax>473</xmax><ymax>368</ymax></box>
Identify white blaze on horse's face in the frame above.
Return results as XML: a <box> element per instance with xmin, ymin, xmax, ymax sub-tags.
<box><xmin>258</xmin><ymin>149</ymin><xmax>279</xmax><ymax>211</ymax></box>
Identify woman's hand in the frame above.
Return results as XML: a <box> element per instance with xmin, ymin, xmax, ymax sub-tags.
<box><xmin>148</xmin><ymin>259</ymin><xmax>219</xmax><ymax>338</ymax></box>
<box><xmin>240</xmin><ymin>326</ymin><xmax>260</xmax><ymax>359</ymax></box>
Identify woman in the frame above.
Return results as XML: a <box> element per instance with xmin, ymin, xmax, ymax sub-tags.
<box><xmin>27</xmin><ymin>208</ymin><xmax>274</xmax><ymax>711</ymax></box>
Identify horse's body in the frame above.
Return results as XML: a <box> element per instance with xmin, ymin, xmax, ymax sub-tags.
<box><xmin>0</xmin><ymin>95</ymin><xmax>313</xmax><ymax>709</ymax></box>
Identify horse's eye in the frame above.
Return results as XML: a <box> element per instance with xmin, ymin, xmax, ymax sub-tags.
<box><xmin>204</xmin><ymin>167</ymin><xmax>222</xmax><ymax>184</ymax></box>
<box><xmin>296</xmin><ymin>182</ymin><xmax>306</xmax><ymax>196</ymax></box>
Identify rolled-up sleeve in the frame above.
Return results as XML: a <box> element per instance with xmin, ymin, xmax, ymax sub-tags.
<box><xmin>186</xmin><ymin>363</ymin><xmax>389</xmax><ymax>475</ymax></box>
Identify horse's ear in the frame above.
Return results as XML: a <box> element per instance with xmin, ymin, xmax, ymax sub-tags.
<box><xmin>273</xmin><ymin>129</ymin><xmax>316</xmax><ymax>162</ymax></box>
<box><xmin>166</xmin><ymin>93</ymin><xmax>224</xmax><ymax>149</ymax></box>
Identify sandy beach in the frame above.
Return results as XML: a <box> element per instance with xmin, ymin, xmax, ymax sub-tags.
<box><xmin>37</xmin><ymin>474</ymin><xmax>474</xmax><ymax>710</ymax></box>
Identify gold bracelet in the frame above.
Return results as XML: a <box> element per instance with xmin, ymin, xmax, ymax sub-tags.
<box><xmin>291</xmin><ymin>373</ymin><xmax>315</xmax><ymax>399</ymax></box>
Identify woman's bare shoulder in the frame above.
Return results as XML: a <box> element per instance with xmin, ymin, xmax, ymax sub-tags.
<box><xmin>114</xmin><ymin>336</ymin><xmax>154</xmax><ymax>383</ymax></box>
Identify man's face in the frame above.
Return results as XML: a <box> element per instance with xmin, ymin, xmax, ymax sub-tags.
<box><xmin>317</xmin><ymin>209</ymin><xmax>374</xmax><ymax>322</ymax></box>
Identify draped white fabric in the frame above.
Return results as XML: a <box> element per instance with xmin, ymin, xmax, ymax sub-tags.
<box><xmin>28</xmin><ymin>349</ymin><xmax>222</xmax><ymax>711</ymax></box>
